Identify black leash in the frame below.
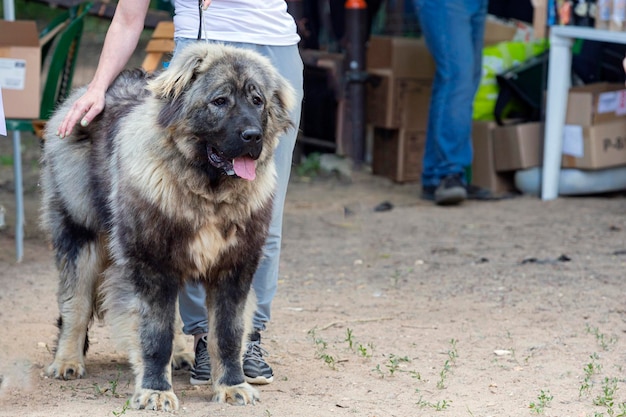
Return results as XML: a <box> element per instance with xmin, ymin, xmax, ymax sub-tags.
<box><xmin>197</xmin><ymin>0</ymin><xmax>203</xmax><ymax>40</ymax></box>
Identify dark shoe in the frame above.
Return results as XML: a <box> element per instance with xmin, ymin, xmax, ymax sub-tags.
<box><xmin>190</xmin><ymin>335</ymin><xmax>211</xmax><ymax>385</ymax></box>
<box><xmin>466</xmin><ymin>184</ymin><xmax>494</xmax><ymax>200</ymax></box>
<box><xmin>433</xmin><ymin>174</ymin><xmax>467</xmax><ymax>205</ymax></box>
<box><xmin>243</xmin><ymin>331</ymin><xmax>274</xmax><ymax>385</ymax></box>
<box><xmin>421</xmin><ymin>184</ymin><xmax>437</xmax><ymax>201</ymax></box>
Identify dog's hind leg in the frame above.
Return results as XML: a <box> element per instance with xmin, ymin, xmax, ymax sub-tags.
<box><xmin>206</xmin><ymin>279</ymin><xmax>259</xmax><ymax>405</ymax></box>
<box><xmin>48</xmin><ymin>234</ymin><xmax>107</xmax><ymax>380</ymax></box>
<box><xmin>104</xmin><ymin>265</ymin><xmax>180</xmax><ymax>411</ymax></box>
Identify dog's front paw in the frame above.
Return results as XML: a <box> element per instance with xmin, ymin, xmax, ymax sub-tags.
<box><xmin>131</xmin><ymin>389</ymin><xmax>179</xmax><ymax>411</ymax></box>
<box><xmin>212</xmin><ymin>382</ymin><xmax>259</xmax><ymax>405</ymax></box>
<box><xmin>47</xmin><ymin>360</ymin><xmax>86</xmax><ymax>380</ymax></box>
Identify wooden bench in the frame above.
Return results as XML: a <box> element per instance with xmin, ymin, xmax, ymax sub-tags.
<box><xmin>142</xmin><ymin>21</ymin><xmax>175</xmax><ymax>72</ymax></box>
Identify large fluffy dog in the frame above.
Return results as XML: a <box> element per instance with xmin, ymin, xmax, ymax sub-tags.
<box><xmin>40</xmin><ymin>43</ymin><xmax>295</xmax><ymax>411</ymax></box>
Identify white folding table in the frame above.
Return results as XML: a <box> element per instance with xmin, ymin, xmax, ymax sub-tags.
<box><xmin>542</xmin><ymin>25</ymin><xmax>626</xmax><ymax>200</ymax></box>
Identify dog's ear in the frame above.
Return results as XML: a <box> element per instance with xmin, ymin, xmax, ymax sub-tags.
<box><xmin>147</xmin><ymin>43</ymin><xmax>215</xmax><ymax>101</ymax></box>
<box><xmin>268</xmin><ymin>76</ymin><xmax>297</xmax><ymax>135</ymax></box>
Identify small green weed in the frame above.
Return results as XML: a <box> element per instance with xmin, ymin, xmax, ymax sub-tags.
<box><xmin>529</xmin><ymin>390</ymin><xmax>553</xmax><ymax>414</ymax></box>
<box><xmin>0</xmin><ymin>155</ymin><xmax>13</xmax><ymax>167</ymax></box>
<box><xmin>417</xmin><ymin>397</ymin><xmax>452</xmax><ymax>410</ymax></box>
<box><xmin>112</xmin><ymin>399</ymin><xmax>130</xmax><ymax>416</ymax></box>
<box><xmin>436</xmin><ymin>359</ymin><xmax>452</xmax><ymax>390</ymax></box>
<box><xmin>357</xmin><ymin>343</ymin><xmax>373</xmax><ymax>357</ymax></box>
<box><xmin>580</xmin><ymin>353</ymin><xmax>602</xmax><ymax>398</ymax></box>
<box><xmin>586</xmin><ymin>324</ymin><xmax>618</xmax><ymax>351</ymax></box>
<box><xmin>345</xmin><ymin>328</ymin><xmax>355</xmax><ymax>350</ymax></box>
<box><xmin>436</xmin><ymin>339</ymin><xmax>459</xmax><ymax>389</ymax></box>
<box><xmin>593</xmin><ymin>377</ymin><xmax>618</xmax><ymax>409</ymax></box>
<box><xmin>385</xmin><ymin>354</ymin><xmax>410</xmax><ymax>376</ymax></box>
<box><xmin>308</xmin><ymin>327</ymin><xmax>336</xmax><ymax>369</ymax></box>
<box><xmin>295</xmin><ymin>152</ymin><xmax>321</xmax><ymax>177</ymax></box>
<box><xmin>448</xmin><ymin>338</ymin><xmax>459</xmax><ymax>363</ymax></box>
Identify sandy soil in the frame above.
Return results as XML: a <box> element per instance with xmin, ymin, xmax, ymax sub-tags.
<box><xmin>3</xmin><ymin>33</ymin><xmax>626</xmax><ymax>417</ymax></box>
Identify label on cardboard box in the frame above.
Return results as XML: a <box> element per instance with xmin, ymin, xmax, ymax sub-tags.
<box><xmin>0</xmin><ymin>58</ymin><xmax>26</xmax><ymax>90</ymax></box>
<box><xmin>597</xmin><ymin>91</ymin><xmax>621</xmax><ymax>114</ymax></box>
<box><xmin>562</xmin><ymin>125</ymin><xmax>584</xmax><ymax>157</ymax></box>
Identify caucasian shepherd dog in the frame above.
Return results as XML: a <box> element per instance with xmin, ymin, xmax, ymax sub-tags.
<box><xmin>40</xmin><ymin>43</ymin><xmax>295</xmax><ymax>411</ymax></box>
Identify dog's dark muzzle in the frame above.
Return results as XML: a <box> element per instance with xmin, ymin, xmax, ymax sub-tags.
<box><xmin>206</xmin><ymin>129</ymin><xmax>263</xmax><ymax>181</ymax></box>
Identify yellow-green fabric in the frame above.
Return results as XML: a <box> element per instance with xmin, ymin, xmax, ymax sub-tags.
<box><xmin>473</xmin><ymin>41</ymin><xmax>548</xmax><ymax>121</ymax></box>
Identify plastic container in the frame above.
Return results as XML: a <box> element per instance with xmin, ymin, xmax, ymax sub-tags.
<box><xmin>515</xmin><ymin>166</ymin><xmax>626</xmax><ymax>196</ymax></box>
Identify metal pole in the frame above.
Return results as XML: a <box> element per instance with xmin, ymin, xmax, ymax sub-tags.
<box><xmin>3</xmin><ymin>0</ymin><xmax>15</xmax><ymax>20</ymax></box>
<box><xmin>13</xmin><ymin>131</ymin><xmax>24</xmax><ymax>262</ymax></box>
<box><xmin>345</xmin><ymin>0</ymin><xmax>367</xmax><ymax>168</ymax></box>
<box><xmin>4</xmin><ymin>0</ymin><xmax>22</xmax><ymax>261</ymax></box>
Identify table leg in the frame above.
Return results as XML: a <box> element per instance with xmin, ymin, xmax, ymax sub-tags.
<box><xmin>541</xmin><ymin>32</ymin><xmax>573</xmax><ymax>200</ymax></box>
<box><xmin>12</xmin><ymin>130</ymin><xmax>24</xmax><ymax>262</ymax></box>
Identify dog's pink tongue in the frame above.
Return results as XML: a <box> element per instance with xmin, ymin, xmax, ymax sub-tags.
<box><xmin>233</xmin><ymin>156</ymin><xmax>256</xmax><ymax>181</ymax></box>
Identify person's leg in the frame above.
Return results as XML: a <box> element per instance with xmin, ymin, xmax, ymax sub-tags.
<box><xmin>414</xmin><ymin>0</ymin><xmax>484</xmax><ymax>189</ymax></box>
<box><xmin>220</xmin><ymin>42</ymin><xmax>303</xmax><ymax>384</ymax></box>
<box><xmin>470</xmin><ymin>1</ymin><xmax>489</xmax><ymax>96</ymax></box>
<box><xmin>221</xmin><ymin>42</ymin><xmax>304</xmax><ymax>333</ymax></box>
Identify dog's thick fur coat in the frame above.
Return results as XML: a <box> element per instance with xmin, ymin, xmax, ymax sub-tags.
<box><xmin>40</xmin><ymin>43</ymin><xmax>295</xmax><ymax>411</ymax></box>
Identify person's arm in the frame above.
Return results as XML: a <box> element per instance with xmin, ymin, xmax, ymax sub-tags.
<box><xmin>57</xmin><ymin>0</ymin><xmax>151</xmax><ymax>138</ymax></box>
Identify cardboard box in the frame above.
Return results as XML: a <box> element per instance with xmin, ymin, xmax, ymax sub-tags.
<box><xmin>371</xmin><ymin>127</ymin><xmax>425</xmax><ymax>183</ymax></box>
<box><xmin>561</xmin><ymin>119</ymin><xmax>626</xmax><ymax>169</ymax></box>
<box><xmin>0</xmin><ymin>20</ymin><xmax>41</xmax><ymax>119</ymax></box>
<box><xmin>484</xmin><ymin>17</ymin><xmax>518</xmax><ymax>46</ymax></box>
<box><xmin>532</xmin><ymin>0</ymin><xmax>549</xmax><ymax>39</ymax></box>
<box><xmin>565</xmin><ymin>83</ymin><xmax>626</xmax><ymax>127</ymax></box>
<box><xmin>471</xmin><ymin>121</ymin><xmax>517</xmax><ymax>194</ymax></box>
<box><xmin>493</xmin><ymin>122</ymin><xmax>544</xmax><ymax>172</ymax></box>
<box><xmin>366</xmin><ymin>69</ymin><xmax>431</xmax><ymax>130</ymax></box>
<box><xmin>367</xmin><ymin>36</ymin><xmax>436</xmax><ymax>79</ymax></box>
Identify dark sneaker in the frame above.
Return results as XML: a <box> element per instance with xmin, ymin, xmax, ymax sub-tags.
<box><xmin>190</xmin><ymin>335</ymin><xmax>211</xmax><ymax>385</ymax></box>
<box><xmin>433</xmin><ymin>174</ymin><xmax>467</xmax><ymax>206</ymax></box>
<box><xmin>243</xmin><ymin>332</ymin><xmax>274</xmax><ymax>385</ymax></box>
<box><xmin>466</xmin><ymin>184</ymin><xmax>494</xmax><ymax>201</ymax></box>
<box><xmin>421</xmin><ymin>184</ymin><xmax>437</xmax><ymax>201</ymax></box>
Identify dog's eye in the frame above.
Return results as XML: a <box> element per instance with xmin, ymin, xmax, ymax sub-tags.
<box><xmin>211</xmin><ymin>97</ymin><xmax>227</xmax><ymax>107</ymax></box>
<box><xmin>252</xmin><ymin>96</ymin><xmax>263</xmax><ymax>106</ymax></box>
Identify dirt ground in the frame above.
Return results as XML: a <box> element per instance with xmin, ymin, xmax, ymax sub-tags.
<box><xmin>4</xmin><ymin>34</ymin><xmax>626</xmax><ymax>417</ymax></box>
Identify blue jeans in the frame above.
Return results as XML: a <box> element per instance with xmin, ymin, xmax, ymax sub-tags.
<box><xmin>413</xmin><ymin>0</ymin><xmax>487</xmax><ymax>187</ymax></box>
<box><xmin>174</xmin><ymin>38</ymin><xmax>304</xmax><ymax>335</ymax></box>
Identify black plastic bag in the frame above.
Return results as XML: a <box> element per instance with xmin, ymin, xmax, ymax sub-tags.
<box><xmin>494</xmin><ymin>51</ymin><xmax>548</xmax><ymax>125</ymax></box>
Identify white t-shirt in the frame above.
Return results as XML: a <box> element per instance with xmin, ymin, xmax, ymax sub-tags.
<box><xmin>173</xmin><ymin>0</ymin><xmax>300</xmax><ymax>46</ymax></box>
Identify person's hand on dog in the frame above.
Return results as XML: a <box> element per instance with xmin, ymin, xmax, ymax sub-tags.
<box><xmin>56</xmin><ymin>0</ymin><xmax>152</xmax><ymax>138</ymax></box>
<box><xmin>56</xmin><ymin>87</ymin><xmax>106</xmax><ymax>138</ymax></box>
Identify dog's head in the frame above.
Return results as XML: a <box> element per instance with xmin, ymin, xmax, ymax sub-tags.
<box><xmin>147</xmin><ymin>43</ymin><xmax>296</xmax><ymax>181</ymax></box>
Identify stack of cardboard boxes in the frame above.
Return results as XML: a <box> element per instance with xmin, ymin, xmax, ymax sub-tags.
<box><xmin>473</xmin><ymin>82</ymin><xmax>626</xmax><ymax>196</ymax></box>
<box><xmin>366</xmin><ymin>17</ymin><xmax>519</xmax><ymax>183</ymax></box>
<box><xmin>366</xmin><ymin>36</ymin><xmax>435</xmax><ymax>182</ymax></box>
